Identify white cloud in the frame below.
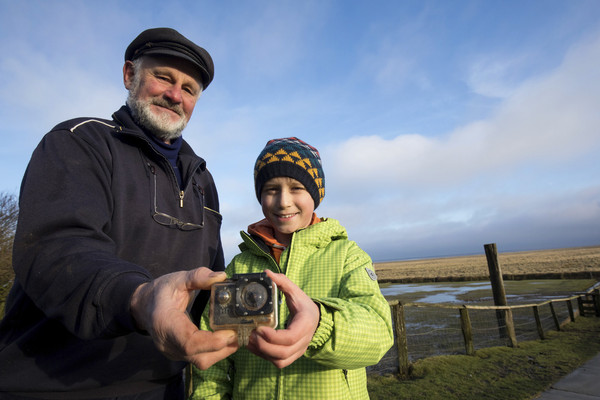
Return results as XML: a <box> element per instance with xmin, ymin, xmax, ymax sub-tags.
<box><xmin>316</xmin><ymin>31</ymin><xmax>600</xmax><ymax>260</ymax></box>
<box><xmin>466</xmin><ymin>54</ymin><xmax>531</xmax><ymax>98</ymax></box>
<box><xmin>327</xmin><ymin>31</ymin><xmax>600</xmax><ymax>193</ymax></box>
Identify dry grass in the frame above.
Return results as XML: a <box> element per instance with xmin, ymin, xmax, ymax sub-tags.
<box><xmin>374</xmin><ymin>245</ymin><xmax>600</xmax><ymax>283</ymax></box>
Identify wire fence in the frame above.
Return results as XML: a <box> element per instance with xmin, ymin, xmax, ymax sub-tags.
<box><xmin>368</xmin><ymin>284</ymin><xmax>600</xmax><ymax>376</ymax></box>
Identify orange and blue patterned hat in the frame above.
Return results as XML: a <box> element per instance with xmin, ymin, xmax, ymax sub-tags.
<box><xmin>254</xmin><ymin>137</ymin><xmax>325</xmax><ymax>208</ymax></box>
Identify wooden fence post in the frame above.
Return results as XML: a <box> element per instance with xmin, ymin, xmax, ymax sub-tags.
<box><xmin>460</xmin><ymin>307</ymin><xmax>474</xmax><ymax>355</ymax></box>
<box><xmin>577</xmin><ymin>295</ymin><xmax>585</xmax><ymax>316</ymax></box>
<box><xmin>549</xmin><ymin>302</ymin><xmax>560</xmax><ymax>331</ymax></box>
<box><xmin>593</xmin><ymin>289</ymin><xmax>600</xmax><ymax>317</ymax></box>
<box><xmin>484</xmin><ymin>243</ymin><xmax>510</xmax><ymax>339</ymax></box>
<box><xmin>392</xmin><ymin>301</ymin><xmax>409</xmax><ymax>378</ymax></box>
<box><xmin>567</xmin><ymin>299</ymin><xmax>575</xmax><ymax>322</ymax></box>
<box><xmin>504</xmin><ymin>308</ymin><xmax>518</xmax><ymax>348</ymax></box>
<box><xmin>533</xmin><ymin>305</ymin><xmax>545</xmax><ymax>340</ymax></box>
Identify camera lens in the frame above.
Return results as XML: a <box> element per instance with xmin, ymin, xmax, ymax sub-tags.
<box><xmin>217</xmin><ymin>288</ymin><xmax>232</xmax><ymax>305</ymax></box>
<box><xmin>240</xmin><ymin>282</ymin><xmax>268</xmax><ymax>311</ymax></box>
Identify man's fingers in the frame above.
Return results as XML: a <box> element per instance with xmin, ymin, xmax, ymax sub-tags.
<box><xmin>187</xmin><ymin>267</ymin><xmax>228</xmax><ymax>291</ymax></box>
<box><xmin>188</xmin><ymin>340</ymin><xmax>239</xmax><ymax>370</ymax></box>
<box><xmin>189</xmin><ymin>329</ymin><xmax>238</xmax><ymax>353</ymax></box>
<box><xmin>184</xmin><ymin>329</ymin><xmax>239</xmax><ymax>369</ymax></box>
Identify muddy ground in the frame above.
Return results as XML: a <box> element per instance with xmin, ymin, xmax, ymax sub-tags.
<box><xmin>374</xmin><ymin>246</ymin><xmax>600</xmax><ymax>283</ymax></box>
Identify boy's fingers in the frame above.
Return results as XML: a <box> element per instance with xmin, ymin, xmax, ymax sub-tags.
<box><xmin>264</xmin><ymin>269</ymin><xmax>293</xmax><ymax>291</ymax></box>
<box><xmin>264</xmin><ymin>269</ymin><xmax>306</xmax><ymax>309</ymax></box>
<box><xmin>253</xmin><ymin>326</ymin><xmax>294</xmax><ymax>346</ymax></box>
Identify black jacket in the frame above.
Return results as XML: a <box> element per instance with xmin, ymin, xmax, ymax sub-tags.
<box><xmin>0</xmin><ymin>106</ymin><xmax>224</xmax><ymax>397</ymax></box>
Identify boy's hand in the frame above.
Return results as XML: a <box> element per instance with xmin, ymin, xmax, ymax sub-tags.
<box><xmin>246</xmin><ymin>269</ymin><xmax>320</xmax><ymax>368</ymax></box>
<box><xmin>130</xmin><ymin>267</ymin><xmax>239</xmax><ymax>370</ymax></box>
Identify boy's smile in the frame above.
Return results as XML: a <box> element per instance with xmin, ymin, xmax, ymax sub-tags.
<box><xmin>260</xmin><ymin>176</ymin><xmax>315</xmax><ymax>246</ymax></box>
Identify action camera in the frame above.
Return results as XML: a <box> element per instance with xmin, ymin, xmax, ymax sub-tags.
<box><xmin>209</xmin><ymin>272</ymin><xmax>278</xmax><ymax>345</ymax></box>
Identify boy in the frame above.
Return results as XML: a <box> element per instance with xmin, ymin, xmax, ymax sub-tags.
<box><xmin>190</xmin><ymin>137</ymin><xmax>393</xmax><ymax>399</ymax></box>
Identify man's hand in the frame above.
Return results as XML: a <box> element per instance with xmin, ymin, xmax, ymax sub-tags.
<box><xmin>130</xmin><ymin>267</ymin><xmax>239</xmax><ymax>370</ymax></box>
<box><xmin>246</xmin><ymin>269</ymin><xmax>320</xmax><ymax>369</ymax></box>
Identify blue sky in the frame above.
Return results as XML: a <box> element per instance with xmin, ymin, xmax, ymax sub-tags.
<box><xmin>1</xmin><ymin>0</ymin><xmax>599</xmax><ymax>262</ymax></box>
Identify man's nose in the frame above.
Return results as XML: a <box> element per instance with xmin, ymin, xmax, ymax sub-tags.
<box><xmin>164</xmin><ymin>85</ymin><xmax>183</xmax><ymax>103</ymax></box>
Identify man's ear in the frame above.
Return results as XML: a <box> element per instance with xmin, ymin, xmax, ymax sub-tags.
<box><xmin>123</xmin><ymin>60</ymin><xmax>135</xmax><ymax>90</ymax></box>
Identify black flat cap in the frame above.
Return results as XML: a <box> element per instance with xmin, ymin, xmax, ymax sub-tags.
<box><xmin>125</xmin><ymin>27</ymin><xmax>214</xmax><ymax>89</ymax></box>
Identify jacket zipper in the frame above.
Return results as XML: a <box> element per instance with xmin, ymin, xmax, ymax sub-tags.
<box><xmin>120</xmin><ymin>121</ymin><xmax>205</xmax><ymax>210</ymax></box>
<box><xmin>144</xmin><ymin>147</ymin><xmax>201</xmax><ymax>209</ymax></box>
<box><xmin>177</xmin><ymin>159</ymin><xmax>203</xmax><ymax>208</ymax></box>
<box><xmin>147</xmin><ymin>162</ymin><xmax>190</xmax><ymax>209</ymax></box>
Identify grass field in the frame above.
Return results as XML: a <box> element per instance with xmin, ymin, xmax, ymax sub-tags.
<box><xmin>367</xmin><ymin>246</ymin><xmax>600</xmax><ymax>399</ymax></box>
<box><xmin>367</xmin><ymin>316</ymin><xmax>600</xmax><ymax>400</ymax></box>
<box><xmin>374</xmin><ymin>245</ymin><xmax>600</xmax><ymax>283</ymax></box>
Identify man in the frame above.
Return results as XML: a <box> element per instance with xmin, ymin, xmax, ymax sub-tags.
<box><xmin>0</xmin><ymin>28</ymin><xmax>238</xmax><ymax>399</ymax></box>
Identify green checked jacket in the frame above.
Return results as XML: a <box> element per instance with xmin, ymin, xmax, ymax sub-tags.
<box><xmin>190</xmin><ymin>218</ymin><xmax>394</xmax><ymax>399</ymax></box>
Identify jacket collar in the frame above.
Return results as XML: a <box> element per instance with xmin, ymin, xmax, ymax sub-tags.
<box><xmin>245</xmin><ymin>214</ymin><xmax>330</xmax><ymax>263</ymax></box>
<box><xmin>111</xmin><ymin>105</ymin><xmax>206</xmax><ymax>171</ymax></box>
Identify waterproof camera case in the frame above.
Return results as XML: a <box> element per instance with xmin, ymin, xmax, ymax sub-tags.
<box><xmin>209</xmin><ymin>272</ymin><xmax>278</xmax><ymax>346</ymax></box>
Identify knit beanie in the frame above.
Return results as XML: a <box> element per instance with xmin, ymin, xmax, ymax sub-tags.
<box><xmin>254</xmin><ymin>137</ymin><xmax>325</xmax><ymax>208</ymax></box>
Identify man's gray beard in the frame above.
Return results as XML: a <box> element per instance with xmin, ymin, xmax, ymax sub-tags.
<box><xmin>127</xmin><ymin>88</ymin><xmax>187</xmax><ymax>142</ymax></box>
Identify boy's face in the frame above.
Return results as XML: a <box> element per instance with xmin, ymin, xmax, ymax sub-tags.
<box><xmin>261</xmin><ymin>176</ymin><xmax>315</xmax><ymax>246</ymax></box>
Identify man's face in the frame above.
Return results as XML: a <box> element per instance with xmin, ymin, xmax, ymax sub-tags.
<box><xmin>124</xmin><ymin>56</ymin><xmax>203</xmax><ymax>143</ymax></box>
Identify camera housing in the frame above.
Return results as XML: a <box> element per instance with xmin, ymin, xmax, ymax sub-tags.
<box><xmin>209</xmin><ymin>272</ymin><xmax>278</xmax><ymax>339</ymax></box>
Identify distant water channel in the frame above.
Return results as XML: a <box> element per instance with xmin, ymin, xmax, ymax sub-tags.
<box><xmin>379</xmin><ymin>279</ymin><xmax>595</xmax><ymax>305</ymax></box>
